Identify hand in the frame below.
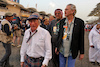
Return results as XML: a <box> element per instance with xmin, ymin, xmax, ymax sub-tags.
<box><xmin>79</xmin><ymin>54</ymin><xmax>84</xmax><ymax>60</ymax></box>
<box><xmin>55</xmin><ymin>48</ymin><xmax>59</xmax><ymax>55</ymax></box>
<box><xmin>41</xmin><ymin>65</ymin><xmax>47</xmax><ymax>67</ymax></box>
<box><xmin>14</xmin><ymin>26</ymin><xmax>18</xmax><ymax>30</ymax></box>
<box><xmin>90</xmin><ymin>45</ymin><xmax>94</xmax><ymax>48</ymax></box>
<box><xmin>20</xmin><ymin>62</ymin><xmax>24</xmax><ymax>67</ymax></box>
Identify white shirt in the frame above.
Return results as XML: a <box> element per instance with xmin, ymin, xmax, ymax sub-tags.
<box><xmin>20</xmin><ymin>26</ymin><xmax>52</xmax><ymax>66</ymax></box>
<box><xmin>0</xmin><ymin>23</ymin><xmax>1</xmax><ymax>30</ymax></box>
<box><xmin>89</xmin><ymin>28</ymin><xmax>100</xmax><ymax>49</ymax></box>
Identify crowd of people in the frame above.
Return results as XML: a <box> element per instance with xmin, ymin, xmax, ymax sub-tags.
<box><xmin>0</xmin><ymin>3</ymin><xmax>99</xmax><ymax>67</ymax></box>
<box><xmin>85</xmin><ymin>24</ymin><xmax>94</xmax><ymax>32</ymax></box>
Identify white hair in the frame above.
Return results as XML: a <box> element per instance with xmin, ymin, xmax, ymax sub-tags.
<box><xmin>67</xmin><ymin>4</ymin><xmax>77</xmax><ymax>16</ymax></box>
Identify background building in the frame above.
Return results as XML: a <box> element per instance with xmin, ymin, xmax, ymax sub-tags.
<box><xmin>0</xmin><ymin>0</ymin><xmax>52</xmax><ymax>20</ymax></box>
<box><xmin>0</xmin><ymin>0</ymin><xmax>32</xmax><ymax>19</ymax></box>
<box><xmin>10</xmin><ymin>0</ymin><xmax>19</xmax><ymax>3</ymax></box>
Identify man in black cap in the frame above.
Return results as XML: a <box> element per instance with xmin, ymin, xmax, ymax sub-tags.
<box><xmin>20</xmin><ymin>12</ymin><xmax>52</xmax><ymax>67</ymax></box>
<box><xmin>0</xmin><ymin>12</ymin><xmax>13</xmax><ymax>67</ymax></box>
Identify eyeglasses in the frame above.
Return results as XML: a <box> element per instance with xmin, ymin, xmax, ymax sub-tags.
<box><xmin>65</xmin><ymin>9</ymin><xmax>68</xmax><ymax>10</ymax></box>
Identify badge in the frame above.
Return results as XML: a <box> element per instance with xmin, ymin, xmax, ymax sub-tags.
<box><xmin>62</xmin><ymin>32</ymin><xmax>67</xmax><ymax>39</ymax></box>
<box><xmin>53</xmin><ymin>26</ymin><xmax>57</xmax><ymax>33</ymax></box>
<box><xmin>63</xmin><ymin>26</ymin><xmax>68</xmax><ymax>32</ymax></box>
<box><xmin>66</xmin><ymin>32</ymin><xmax>70</xmax><ymax>40</ymax></box>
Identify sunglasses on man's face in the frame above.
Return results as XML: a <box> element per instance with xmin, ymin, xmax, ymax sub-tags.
<box><xmin>55</xmin><ymin>13</ymin><xmax>61</xmax><ymax>15</ymax></box>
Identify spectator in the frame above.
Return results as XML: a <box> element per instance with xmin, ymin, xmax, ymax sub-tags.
<box><xmin>40</xmin><ymin>16</ymin><xmax>49</xmax><ymax>30</ymax></box>
<box><xmin>11</xmin><ymin>13</ymin><xmax>21</xmax><ymax>47</ymax></box>
<box><xmin>56</xmin><ymin>4</ymin><xmax>84</xmax><ymax>67</ymax></box>
<box><xmin>48</xmin><ymin>8</ymin><xmax>63</xmax><ymax>67</ymax></box>
<box><xmin>0</xmin><ymin>12</ymin><xmax>13</xmax><ymax>67</ymax></box>
<box><xmin>20</xmin><ymin>13</ymin><xmax>52</xmax><ymax>67</ymax></box>
<box><xmin>89</xmin><ymin>23</ymin><xmax>100</xmax><ymax>66</ymax></box>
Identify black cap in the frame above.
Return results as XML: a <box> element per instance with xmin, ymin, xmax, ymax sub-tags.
<box><xmin>27</xmin><ymin>15</ymin><xmax>39</xmax><ymax>20</ymax></box>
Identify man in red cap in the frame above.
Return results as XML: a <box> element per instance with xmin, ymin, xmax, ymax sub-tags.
<box><xmin>48</xmin><ymin>8</ymin><xmax>63</xmax><ymax>67</ymax></box>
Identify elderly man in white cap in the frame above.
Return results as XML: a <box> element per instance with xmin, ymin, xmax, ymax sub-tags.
<box><xmin>20</xmin><ymin>12</ymin><xmax>52</xmax><ymax>67</ymax></box>
<box><xmin>89</xmin><ymin>23</ymin><xmax>100</xmax><ymax>66</ymax></box>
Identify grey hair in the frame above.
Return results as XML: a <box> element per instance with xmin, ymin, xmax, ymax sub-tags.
<box><xmin>67</xmin><ymin>4</ymin><xmax>77</xmax><ymax>16</ymax></box>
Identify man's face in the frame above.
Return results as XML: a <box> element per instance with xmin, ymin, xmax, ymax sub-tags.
<box><xmin>55</xmin><ymin>11</ymin><xmax>62</xmax><ymax>20</ymax></box>
<box><xmin>65</xmin><ymin>5</ymin><xmax>74</xmax><ymax>17</ymax></box>
<box><xmin>8</xmin><ymin>16</ymin><xmax>13</xmax><ymax>21</ymax></box>
<box><xmin>44</xmin><ymin>19</ymin><xmax>49</xmax><ymax>25</ymax></box>
<box><xmin>96</xmin><ymin>24</ymin><xmax>100</xmax><ymax>29</ymax></box>
<box><xmin>29</xmin><ymin>19</ymin><xmax>39</xmax><ymax>32</ymax></box>
<box><xmin>10</xmin><ymin>16</ymin><xmax>13</xmax><ymax>21</ymax></box>
<box><xmin>49</xmin><ymin>16</ymin><xmax>55</xmax><ymax>22</ymax></box>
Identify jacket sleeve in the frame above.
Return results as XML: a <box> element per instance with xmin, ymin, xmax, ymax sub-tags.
<box><xmin>56</xmin><ymin>19</ymin><xmax>64</xmax><ymax>51</ymax></box>
<box><xmin>20</xmin><ymin>31</ymin><xmax>29</xmax><ymax>62</ymax></box>
<box><xmin>42</xmin><ymin>31</ymin><xmax>52</xmax><ymax>66</ymax></box>
<box><xmin>79</xmin><ymin>20</ymin><xmax>84</xmax><ymax>54</ymax></box>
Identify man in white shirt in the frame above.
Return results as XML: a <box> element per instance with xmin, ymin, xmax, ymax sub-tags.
<box><xmin>20</xmin><ymin>13</ymin><xmax>52</xmax><ymax>67</ymax></box>
<box><xmin>89</xmin><ymin>23</ymin><xmax>100</xmax><ymax>66</ymax></box>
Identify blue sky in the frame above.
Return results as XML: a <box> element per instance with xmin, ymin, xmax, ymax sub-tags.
<box><xmin>20</xmin><ymin>0</ymin><xmax>100</xmax><ymax>21</ymax></box>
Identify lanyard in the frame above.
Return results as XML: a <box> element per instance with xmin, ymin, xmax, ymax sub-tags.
<box><xmin>53</xmin><ymin>19</ymin><xmax>61</xmax><ymax>33</ymax></box>
<box><xmin>65</xmin><ymin>17</ymin><xmax>75</xmax><ymax>32</ymax></box>
<box><xmin>66</xmin><ymin>21</ymin><xmax>72</xmax><ymax>32</ymax></box>
<box><xmin>54</xmin><ymin>19</ymin><xmax>61</xmax><ymax>28</ymax></box>
<box><xmin>55</xmin><ymin>20</ymin><xmax>60</xmax><ymax>26</ymax></box>
<box><xmin>26</xmin><ymin>30</ymin><xmax>37</xmax><ymax>43</ymax></box>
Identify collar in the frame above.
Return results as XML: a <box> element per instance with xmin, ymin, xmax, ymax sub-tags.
<box><xmin>29</xmin><ymin>26</ymin><xmax>40</xmax><ymax>34</ymax></box>
<box><xmin>3</xmin><ymin>19</ymin><xmax>9</xmax><ymax>22</ymax></box>
<box><xmin>65</xmin><ymin>17</ymin><xmax>75</xmax><ymax>24</ymax></box>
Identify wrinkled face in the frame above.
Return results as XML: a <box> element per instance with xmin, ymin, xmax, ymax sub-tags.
<box><xmin>96</xmin><ymin>24</ymin><xmax>100</xmax><ymax>29</ymax></box>
<box><xmin>55</xmin><ymin>11</ymin><xmax>62</xmax><ymax>20</ymax></box>
<box><xmin>29</xmin><ymin>19</ymin><xmax>39</xmax><ymax>32</ymax></box>
<box><xmin>7</xmin><ymin>16</ymin><xmax>13</xmax><ymax>21</ymax></box>
<box><xmin>65</xmin><ymin>5</ymin><xmax>74</xmax><ymax>17</ymax></box>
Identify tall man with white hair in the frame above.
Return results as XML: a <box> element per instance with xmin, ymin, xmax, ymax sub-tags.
<box><xmin>56</xmin><ymin>4</ymin><xmax>84</xmax><ymax>67</ymax></box>
<box><xmin>20</xmin><ymin>12</ymin><xmax>52</xmax><ymax>67</ymax></box>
